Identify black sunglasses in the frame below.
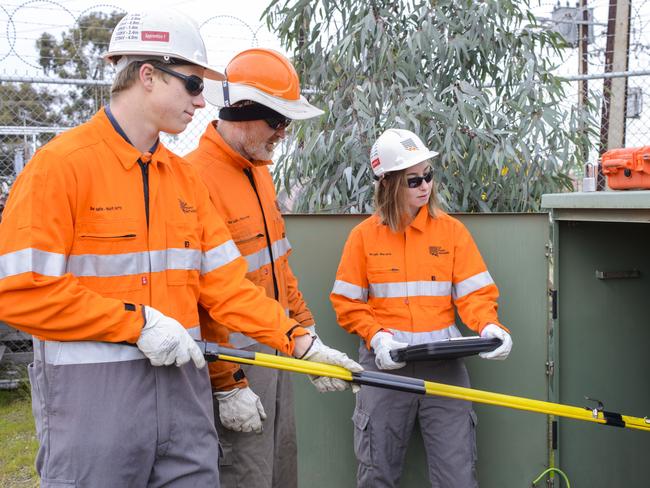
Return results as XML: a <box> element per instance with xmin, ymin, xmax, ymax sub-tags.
<box><xmin>153</xmin><ymin>64</ymin><xmax>204</xmax><ymax>96</ymax></box>
<box><xmin>265</xmin><ymin>116</ymin><xmax>291</xmax><ymax>131</ymax></box>
<box><xmin>406</xmin><ymin>169</ymin><xmax>434</xmax><ymax>188</ymax></box>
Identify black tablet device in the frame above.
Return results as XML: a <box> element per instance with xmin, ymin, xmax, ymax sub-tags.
<box><xmin>389</xmin><ymin>336</ymin><xmax>502</xmax><ymax>362</ymax></box>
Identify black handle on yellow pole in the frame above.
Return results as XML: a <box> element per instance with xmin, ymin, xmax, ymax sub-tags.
<box><xmin>197</xmin><ymin>341</ymin><xmax>650</xmax><ymax>433</ymax></box>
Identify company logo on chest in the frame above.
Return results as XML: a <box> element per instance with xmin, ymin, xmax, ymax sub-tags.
<box><xmin>179</xmin><ymin>199</ymin><xmax>197</xmax><ymax>214</ymax></box>
<box><xmin>429</xmin><ymin>246</ymin><xmax>449</xmax><ymax>257</ymax></box>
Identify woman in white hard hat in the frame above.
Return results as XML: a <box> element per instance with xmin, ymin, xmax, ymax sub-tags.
<box><xmin>330</xmin><ymin>128</ymin><xmax>513</xmax><ymax>487</ymax></box>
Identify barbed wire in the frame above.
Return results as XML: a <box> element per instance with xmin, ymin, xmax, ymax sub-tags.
<box><xmin>0</xmin><ymin>0</ymin><xmax>279</xmax><ymax>74</ymax></box>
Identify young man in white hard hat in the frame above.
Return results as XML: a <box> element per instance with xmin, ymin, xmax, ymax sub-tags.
<box><xmin>0</xmin><ymin>11</ymin><xmax>360</xmax><ymax>487</ymax></box>
<box><xmin>185</xmin><ymin>48</ymin><xmax>334</xmax><ymax>488</ymax></box>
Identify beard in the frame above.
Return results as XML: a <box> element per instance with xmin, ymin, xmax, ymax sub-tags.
<box><xmin>243</xmin><ymin>137</ymin><xmax>278</xmax><ymax>161</ymax></box>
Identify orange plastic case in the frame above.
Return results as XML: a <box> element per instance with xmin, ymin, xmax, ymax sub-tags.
<box><xmin>601</xmin><ymin>146</ymin><xmax>650</xmax><ymax>190</ymax></box>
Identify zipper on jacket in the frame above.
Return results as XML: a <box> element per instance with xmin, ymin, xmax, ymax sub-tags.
<box><xmin>81</xmin><ymin>234</ymin><xmax>137</xmax><ymax>239</ymax></box>
<box><xmin>243</xmin><ymin>168</ymin><xmax>280</xmax><ymax>301</ymax></box>
<box><xmin>235</xmin><ymin>233</ymin><xmax>264</xmax><ymax>245</ymax></box>
<box><xmin>138</xmin><ymin>160</ymin><xmax>150</xmax><ymax>228</ymax></box>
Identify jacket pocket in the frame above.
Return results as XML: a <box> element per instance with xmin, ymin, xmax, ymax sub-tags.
<box><xmin>73</xmin><ymin>220</ymin><xmax>142</xmax><ymax>293</ymax></box>
<box><xmin>469</xmin><ymin>410</ymin><xmax>478</xmax><ymax>467</ymax></box>
<box><xmin>218</xmin><ymin>439</ymin><xmax>232</xmax><ymax>467</ymax></box>
<box><xmin>74</xmin><ymin>219</ymin><xmax>139</xmax><ymax>253</ymax></box>
<box><xmin>352</xmin><ymin>408</ymin><xmax>373</xmax><ymax>467</ymax></box>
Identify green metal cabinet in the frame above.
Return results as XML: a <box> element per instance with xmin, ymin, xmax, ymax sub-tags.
<box><xmin>284</xmin><ymin>213</ymin><xmax>550</xmax><ymax>487</ymax></box>
<box><xmin>542</xmin><ymin>191</ymin><xmax>650</xmax><ymax>488</ymax></box>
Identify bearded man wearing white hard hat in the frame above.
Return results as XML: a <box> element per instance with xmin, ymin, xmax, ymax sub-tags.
<box><xmin>0</xmin><ymin>10</ymin><xmax>361</xmax><ymax>487</ymax></box>
<box><xmin>185</xmin><ymin>48</ymin><xmax>361</xmax><ymax>488</ymax></box>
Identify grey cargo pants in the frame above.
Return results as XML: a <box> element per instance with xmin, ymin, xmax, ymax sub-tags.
<box><xmin>353</xmin><ymin>344</ymin><xmax>478</xmax><ymax>488</ymax></box>
<box><xmin>214</xmin><ymin>342</ymin><xmax>297</xmax><ymax>488</ymax></box>
<box><xmin>29</xmin><ymin>340</ymin><xmax>220</xmax><ymax>488</ymax></box>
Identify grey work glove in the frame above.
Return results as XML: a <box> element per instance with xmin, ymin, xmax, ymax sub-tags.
<box><xmin>301</xmin><ymin>337</ymin><xmax>363</xmax><ymax>393</ymax></box>
<box><xmin>479</xmin><ymin>324</ymin><xmax>513</xmax><ymax>360</ymax></box>
<box><xmin>136</xmin><ymin>305</ymin><xmax>206</xmax><ymax>368</ymax></box>
<box><xmin>214</xmin><ymin>386</ymin><xmax>267</xmax><ymax>434</ymax></box>
<box><xmin>370</xmin><ymin>331</ymin><xmax>408</xmax><ymax>370</ymax></box>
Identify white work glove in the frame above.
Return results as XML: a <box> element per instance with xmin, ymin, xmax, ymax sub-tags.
<box><xmin>370</xmin><ymin>331</ymin><xmax>408</xmax><ymax>370</ymax></box>
<box><xmin>136</xmin><ymin>305</ymin><xmax>206</xmax><ymax>368</ymax></box>
<box><xmin>479</xmin><ymin>323</ymin><xmax>513</xmax><ymax>360</ymax></box>
<box><xmin>300</xmin><ymin>337</ymin><xmax>363</xmax><ymax>393</ymax></box>
<box><xmin>214</xmin><ymin>387</ymin><xmax>267</xmax><ymax>434</ymax></box>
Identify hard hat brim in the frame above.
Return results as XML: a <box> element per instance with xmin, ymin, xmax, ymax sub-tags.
<box><xmin>204</xmin><ymin>79</ymin><xmax>324</xmax><ymax>120</ymax></box>
<box><xmin>378</xmin><ymin>150</ymin><xmax>440</xmax><ymax>177</ymax></box>
<box><xmin>103</xmin><ymin>50</ymin><xmax>225</xmax><ymax>81</ymax></box>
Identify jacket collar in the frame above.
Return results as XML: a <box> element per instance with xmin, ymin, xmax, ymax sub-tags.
<box><xmin>95</xmin><ymin>107</ymin><xmax>170</xmax><ymax>170</ymax></box>
<box><xmin>198</xmin><ymin>121</ymin><xmax>272</xmax><ymax>170</ymax></box>
<box><xmin>409</xmin><ymin>205</ymin><xmax>430</xmax><ymax>232</ymax></box>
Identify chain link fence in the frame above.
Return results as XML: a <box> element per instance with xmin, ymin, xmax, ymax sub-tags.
<box><xmin>0</xmin><ymin>1</ymin><xmax>276</xmax><ymax>376</ymax></box>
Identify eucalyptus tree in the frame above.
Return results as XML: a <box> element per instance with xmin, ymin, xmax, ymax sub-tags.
<box><xmin>265</xmin><ymin>0</ymin><xmax>596</xmax><ymax>213</ymax></box>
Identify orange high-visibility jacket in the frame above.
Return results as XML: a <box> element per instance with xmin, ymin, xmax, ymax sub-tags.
<box><xmin>0</xmin><ymin>109</ymin><xmax>306</xmax><ymax>355</ymax></box>
<box><xmin>331</xmin><ymin>207</ymin><xmax>503</xmax><ymax>347</ymax></box>
<box><xmin>186</xmin><ymin>122</ymin><xmax>314</xmax><ymax>390</ymax></box>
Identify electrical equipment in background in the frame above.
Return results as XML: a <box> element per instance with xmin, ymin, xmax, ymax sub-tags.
<box><xmin>551</xmin><ymin>3</ymin><xmax>595</xmax><ymax>47</ymax></box>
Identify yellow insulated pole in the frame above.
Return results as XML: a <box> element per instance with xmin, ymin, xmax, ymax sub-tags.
<box><xmin>199</xmin><ymin>342</ymin><xmax>650</xmax><ymax>433</ymax></box>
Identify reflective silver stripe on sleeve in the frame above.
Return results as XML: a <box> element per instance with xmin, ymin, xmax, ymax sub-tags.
<box><xmin>201</xmin><ymin>240</ymin><xmax>241</xmax><ymax>274</ymax></box>
<box><xmin>32</xmin><ymin>325</ymin><xmax>202</xmax><ymax>365</ymax></box>
<box><xmin>369</xmin><ymin>281</ymin><xmax>452</xmax><ymax>299</ymax></box>
<box><xmin>228</xmin><ymin>308</ymin><xmax>292</xmax><ymax>349</ymax></box>
<box><xmin>389</xmin><ymin>324</ymin><xmax>462</xmax><ymax>346</ymax></box>
<box><xmin>331</xmin><ymin>280</ymin><xmax>368</xmax><ymax>302</ymax></box>
<box><xmin>452</xmin><ymin>271</ymin><xmax>494</xmax><ymax>300</ymax></box>
<box><xmin>244</xmin><ymin>237</ymin><xmax>291</xmax><ymax>273</ymax></box>
<box><xmin>228</xmin><ymin>333</ymin><xmax>259</xmax><ymax>349</ymax></box>
<box><xmin>0</xmin><ymin>248</ymin><xmax>67</xmax><ymax>279</ymax></box>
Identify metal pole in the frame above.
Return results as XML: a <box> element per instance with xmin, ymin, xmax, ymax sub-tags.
<box><xmin>201</xmin><ymin>342</ymin><xmax>650</xmax><ymax>433</ymax></box>
<box><xmin>578</xmin><ymin>0</ymin><xmax>590</xmax><ymax>166</ymax></box>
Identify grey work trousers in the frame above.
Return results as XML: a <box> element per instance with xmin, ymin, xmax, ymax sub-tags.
<box><xmin>28</xmin><ymin>353</ymin><xmax>220</xmax><ymax>488</ymax></box>
<box><xmin>214</xmin><ymin>342</ymin><xmax>297</xmax><ymax>488</ymax></box>
<box><xmin>353</xmin><ymin>344</ymin><xmax>478</xmax><ymax>488</ymax></box>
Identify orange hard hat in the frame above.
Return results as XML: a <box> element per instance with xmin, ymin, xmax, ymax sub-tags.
<box><xmin>203</xmin><ymin>48</ymin><xmax>323</xmax><ymax>120</ymax></box>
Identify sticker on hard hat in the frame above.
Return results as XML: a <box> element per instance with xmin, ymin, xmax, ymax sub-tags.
<box><xmin>371</xmin><ymin>158</ymin><xmax>381</xmax><ymax>168</ymax></box>
<box><xmin>400</xmin><ymin>138</ymin><xmax>418</xmax><ymax>151</ymax></box>
<box><xmin>142</xmin><ymin>31</ymin><xmax>170</xmax><ymax>42</ymax></box>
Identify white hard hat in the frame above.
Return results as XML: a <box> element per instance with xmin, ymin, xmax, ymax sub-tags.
<box><xmin>203</xmin><ymin>48</ymin><xmax>323</xmax><ymax>120</ymax></box>
<box><xmin>103</xmin><ymin>9</ymin><xmax>224</xmax><ymax>81</ymax></box>
<box><xmin>370</xmin><ymin>129</ymin><xmax>439</xmax><ymax>178</ymax></box>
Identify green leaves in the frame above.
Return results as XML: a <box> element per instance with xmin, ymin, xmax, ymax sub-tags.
<box><xmin>266</xmin><ymin>0</ymin><xmax>595</xmax><ymax>213</ymax></box>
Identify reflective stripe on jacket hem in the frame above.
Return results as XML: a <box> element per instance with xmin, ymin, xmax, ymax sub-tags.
<box><xmin>389</xmin><ymin>324</ymin><xmax>462</xmax><ymax>346</ymax></box>
<box><xmin>32</xmin><ymin>326</ymin><xmax>201</xmax><ymax>365</ymax></box>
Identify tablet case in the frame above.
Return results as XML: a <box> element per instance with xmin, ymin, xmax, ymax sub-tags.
<box><xmin>389</xmin><ymin>336</ymin><xmax>502</xmax><ymax>362</ymax></box>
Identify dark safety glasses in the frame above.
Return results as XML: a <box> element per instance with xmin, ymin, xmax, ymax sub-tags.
<box><xmin>154</xmin><ymin>64</ymin><xmax>204</xmax><ymax>96</ymax></box>
<box><xmin>406</xmin><ymin>169</ymin><xmax>434</xmax><ymax>188</ymax></box>
<box><xmin>265</xmin><ymin>116</ymin><xmax>292</xmax><ymax>131</ymax></box>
